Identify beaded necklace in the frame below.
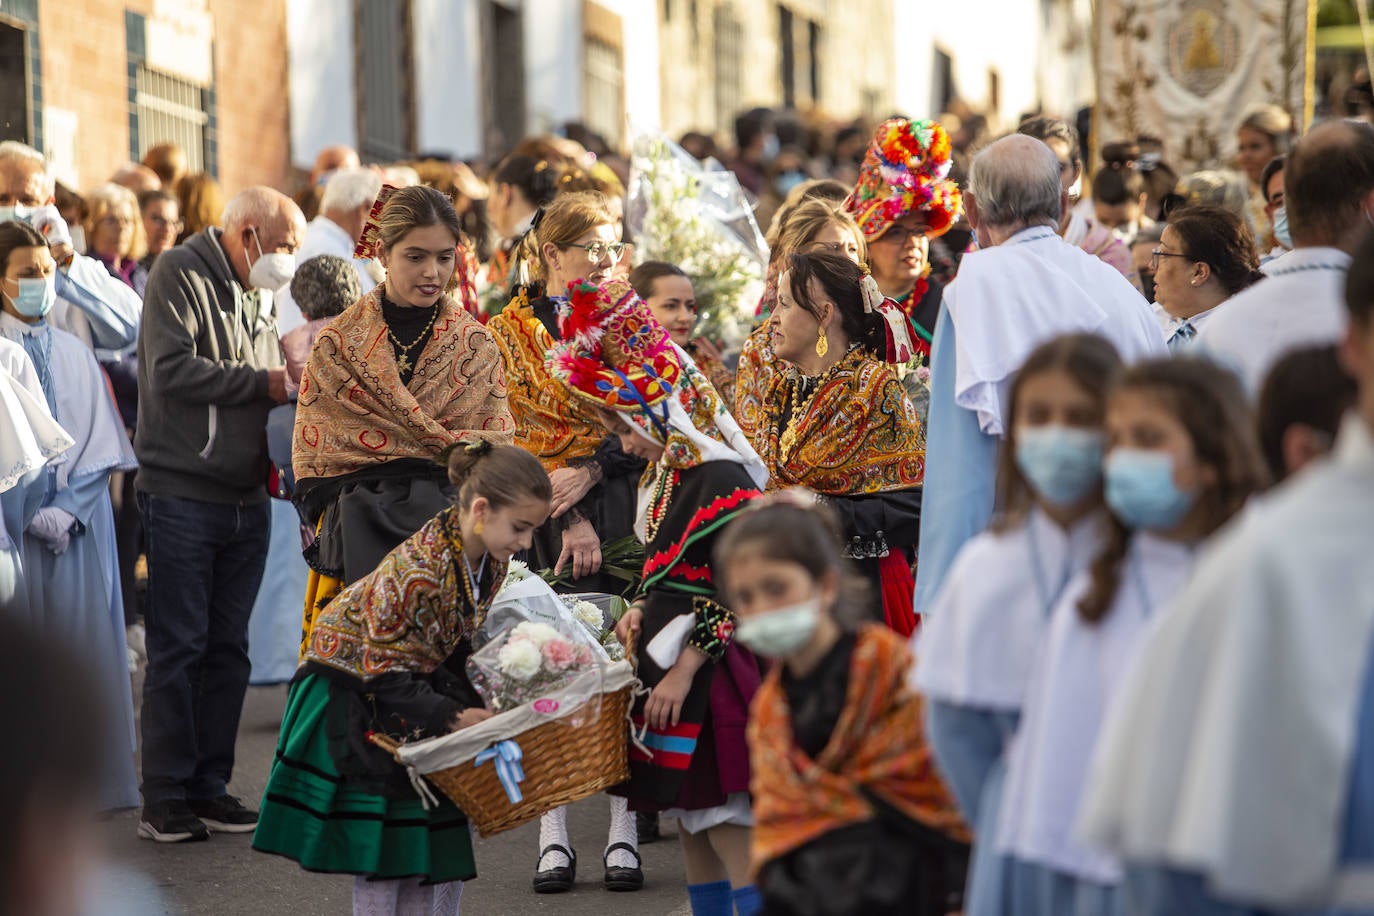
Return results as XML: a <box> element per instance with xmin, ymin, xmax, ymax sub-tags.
<box><xmin>644</xmin><ymin>468</ymin><xmax>679</xmax><ymax>544</ymax></box>
<box><xmin>779</xmin><ymin>347</ymin><xmax>857</xmax><ymax>454</ymax></box>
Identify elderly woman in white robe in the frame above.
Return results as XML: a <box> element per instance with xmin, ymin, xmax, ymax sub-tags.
<box><xmin>0</xmin><ymin>220</ymin><xmax>139</xmax><ymax>810</ymax></box>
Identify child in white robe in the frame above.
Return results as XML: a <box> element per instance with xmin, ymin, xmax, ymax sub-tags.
<box><xmin>914</xmin><ymin>333</ymin><xmax>1122</xmax><ymax>911</ymax></box>
<box><xmin>992</xmin><ymin>356</ymin><xmax>1268</xmax><ymax>915</ymax></box>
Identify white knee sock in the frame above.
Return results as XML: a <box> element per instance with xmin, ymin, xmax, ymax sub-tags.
<box><xmin>606</xmin><ymin>794</ymin><xmax>639</xmax><ymax>869</ymax></box>
<box><xmin>430</xmin><ymin>880</ymin><xmax>462</xmax><ymax>916</ymax></box>
<box><xmin>353</xmin><ymin>877</ymin><xmax>400</xmax><ymax>916</ymax></box>
<box><xmin>394</xmin><ymin>878</ymin><xmax>463</xmax><ymax>916</ymax></box>
<box><xmin>537</xmin><ymin>805</ymin><xmax>571</xmax><ymax>870</ymax></box>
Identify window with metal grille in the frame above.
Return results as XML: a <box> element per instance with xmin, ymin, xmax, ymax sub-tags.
<box><xmin>584</xmin><ymin>37</ymin><xmax>623</xmax><ymax>150</ymax></box>
<box><xmin>134</xmin><ymin>65</ymin><xmax>210</xmax><ymax>173</ymax></box>
<box><xmin>355</xmin><ymin>0</ymin><xmax>415</xmax><ymax>163</ymax></box>
<box><xmin>713</xmin><ymin>5</ymin><xmax>742</xmax><ymax>135</ymax></box>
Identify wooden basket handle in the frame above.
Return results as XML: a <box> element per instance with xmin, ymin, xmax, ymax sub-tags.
<box><xmin>368</xmin><ymin>731</ymin><xmax>403</xmax><ymax>757</ymax></box>
<box><xmin>623</xmin><ymin>624</ymin><xmax>639</xmax><ymax>671</ymax></box>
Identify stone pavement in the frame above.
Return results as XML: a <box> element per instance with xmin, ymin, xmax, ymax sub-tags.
<box><xmin>101</xmin><ymin>682</ymin><xmax>692</xmax><ymax>915</ymax></box>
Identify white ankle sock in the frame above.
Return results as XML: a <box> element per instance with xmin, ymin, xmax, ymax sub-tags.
<box><xmin>537</xmin><ymin>806</ymin><xmax>571</xmax><ymax>870</ymax></box>
<box><xmin>605</xmin><ymin>795</ymin><xmax>639</xmax><ymax>869</ymax></box>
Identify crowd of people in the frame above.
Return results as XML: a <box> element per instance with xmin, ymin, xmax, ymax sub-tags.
<box><xmin>1</xmin><ymin>90</ymin><xmax>1373</xmax><ymax>916</ymax></box>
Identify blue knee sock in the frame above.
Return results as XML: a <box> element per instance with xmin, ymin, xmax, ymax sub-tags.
<box><xmin>687</xmin><ymin>880</ymin><xmax>733</xmax><ymax>916</ymax></box>
<box><xmin>732</xmin><ymin>884</ymin><xmax>762</xmax><ymax>916</ymax></box>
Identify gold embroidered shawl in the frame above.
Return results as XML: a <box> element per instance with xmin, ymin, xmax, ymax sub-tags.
<box><xmin>293</xmin><ymin>287</ymin><xmax>514</xmax><ymax>481</ymax></box>
<box><xmin>307</xmin><ymin>507</ymin><xmax>507</xmax><ymax>679</ymax></box>
<box><xmin>487</xmin><ymin>292</ymin><xmax>606</xmax><ymax>473</ymax></box>
<box><xmin>756</xmin><ymin>347</ymin><xmax>924</xmax><ymax>495</ymax></box>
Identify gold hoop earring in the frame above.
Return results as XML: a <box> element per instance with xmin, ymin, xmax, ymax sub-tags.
<box><xmin>815</xmin><ymin>328</ymin><xmax>829</xmax><ymax>358</ymax></box>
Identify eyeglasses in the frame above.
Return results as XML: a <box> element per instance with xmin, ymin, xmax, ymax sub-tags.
<box><xmin>564</xmin><ymin>240</ymin><xmax>627</xmax><ymax>262</ymax></box>
<box><xmin>97</xmin><ymin>214</ymin><xmax>136</xmax><ymax>228</ymax></box>
<box><xmin>147</xmin><ymin>215</ymin><xmax>184</xmax><ymax>230</ymax></box>
<box><xmin>876</xmin><ymin>224</ymin><xmax>928</xmax><ymax>245</ymax></box>
<box><xmin>1150</xmin><ymin>248</ymin><xmax>1191</xmax><ymax>272</ymax></box>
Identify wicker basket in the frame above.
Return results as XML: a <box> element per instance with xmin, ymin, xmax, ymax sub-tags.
<box><xmin>371</xmin><ymin>635</ymin><xmax>638</xmax><ymax>837</ymax></box>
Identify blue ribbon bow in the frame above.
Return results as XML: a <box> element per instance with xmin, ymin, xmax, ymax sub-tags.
<box><xmin>474</xmin><ymin>740</ymin><xmax>526</xmax><ymax>804</ymax></box>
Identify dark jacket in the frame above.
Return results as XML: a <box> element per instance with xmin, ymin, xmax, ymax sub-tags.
<box><xmin>134</xmin><ymin>228</ymin><xmax>283</xmax><ymax>504</ymax></box>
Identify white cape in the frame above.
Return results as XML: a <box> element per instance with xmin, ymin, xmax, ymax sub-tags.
<box><xmin>1079</xmin><ymin>415</ymin><xmax>1374</xmax><ymax>909</ymax></box>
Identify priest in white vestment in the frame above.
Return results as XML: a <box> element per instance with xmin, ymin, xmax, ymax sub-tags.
<box><xmin>914</xmin><ymin>134</ymin><xmax>1166</xmax><ymax>615</ymax></box>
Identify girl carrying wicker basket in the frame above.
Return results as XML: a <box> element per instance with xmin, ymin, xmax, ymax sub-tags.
<box><xmin>252</xmin><ymin>439</ymin><xmax>552</xmax><ymax>916</ymax></box>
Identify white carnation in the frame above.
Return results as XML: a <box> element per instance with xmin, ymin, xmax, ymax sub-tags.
<box><xmin>500</xmin><ymin>561</ymin><xmax>530</xmax><ymax>590</ymax></box>
<box><xmin>497</xmin><ymin>639</ymin><xmax>543</xmax><ymax>681</ymax></box>
<box><xmin>572</xmin><ymin>600</ymin><xmax>603</xmax><ymax>630</ymax></box>
<box><xmin>513</xmin><ymin>621</ymin><xmax>562</xmax><ymax>647</ymax></box>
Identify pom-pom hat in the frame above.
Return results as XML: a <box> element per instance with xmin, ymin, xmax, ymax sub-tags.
<box><xmin>547</xmin><ymin>279</ymin><xmax>684</xmax><ymax>438</ymax></box>
<box><xmin>845</xmin><ymin>118</ymin><xmax>963</xmax><ymax>241</ymax></box>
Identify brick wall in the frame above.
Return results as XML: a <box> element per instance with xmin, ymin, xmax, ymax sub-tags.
<box><xmin>36</xmin><ymin>0</ymin><xmax>291</xmax><ymax>196</ymax></box>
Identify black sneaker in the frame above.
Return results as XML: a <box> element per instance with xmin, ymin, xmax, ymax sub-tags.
<box><xmin>137</xmin><ymin>800</ymin><xmax>210</xmax><ymax>843</ymax></box>
<box><xmin>187</xmin><ymin>795</ymin><xmax>258</xmax><ymax>834</ymax></box>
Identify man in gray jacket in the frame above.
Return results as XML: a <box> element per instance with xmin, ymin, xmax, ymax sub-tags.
<box><xmin>135</xmin><ymin>187</ymin><xmax>300</xmax><ymax>843</ymax></box>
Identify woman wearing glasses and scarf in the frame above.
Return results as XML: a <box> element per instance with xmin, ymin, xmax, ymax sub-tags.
<box><xmin>488</xmin><ymin>191</ymin><xmax>644</xmax><ymax>594</ymax></box>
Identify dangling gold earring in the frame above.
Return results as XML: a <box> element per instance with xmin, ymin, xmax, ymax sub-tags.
<box><xmin>474</xmin><ymin>519</ymin><xmax>485</xmax><ymax>536</ymax></box>
<box><xmin>815</xmin><ymin>328</ymin><xmax>829</xmax><ymax>358</ymax></box>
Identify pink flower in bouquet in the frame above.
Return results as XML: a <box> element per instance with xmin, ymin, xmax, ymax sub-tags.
<box><xmin>541</xmin><ymin>638</ymin><xmax>579</xmax><ymax>673</ymax></box>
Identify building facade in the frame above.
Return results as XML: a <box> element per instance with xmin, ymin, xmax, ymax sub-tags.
<box><xmin>0</xmin><ymin>0</ymin><xmax>291</xmax><ymax>193</ymax></box>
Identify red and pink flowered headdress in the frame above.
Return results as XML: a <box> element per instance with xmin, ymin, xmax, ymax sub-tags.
<box><xmin>845</xmin><ymin>118</ymin><xmax>963</xmax><ymax>241</ymax></box>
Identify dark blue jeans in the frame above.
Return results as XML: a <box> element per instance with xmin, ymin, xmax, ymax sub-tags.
<box><xmin>137</xmin><ymin>492</ymin><xmax>270</xmax><ymax>805</ymax></box>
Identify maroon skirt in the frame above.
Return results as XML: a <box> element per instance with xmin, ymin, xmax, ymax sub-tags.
<box><xmin>623</xmin><ymin>642</ymin><xmax>760</xmax><ymax>812</ymax></box>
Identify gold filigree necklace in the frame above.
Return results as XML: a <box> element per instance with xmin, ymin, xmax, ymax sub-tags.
<box><xmin>778</xmin><ymin>350</ymin><xmax>852</xmax><ymax>454</ymax></box>
<box><xmin>387</xmin><ymin>305</ymin><xmax>440</xmax><ymax>376</ymax></box>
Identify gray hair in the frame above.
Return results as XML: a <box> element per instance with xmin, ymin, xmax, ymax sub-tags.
<box><xmin>320</xmin><ymin>167</ymin><xmax>382</xmax><ymax>216</ymax></box>
<box><xmin>290</xmin><ymin>254</ymin><xmax>362</xmax><ymax>320</ymax></box>
<box><xmin>969</xmin><ymin>135</ymin><xmax>1063</xmax><ymax>229</ymax></box>
<box><xmin>0</xmin><ymin>141</ymin><xmax>51</xmax><ymax>195</ymax></box>
<box><xmin>222</xmin><ymin>186</ymin><xmax>303</xmax><ymax>234</ymax></box>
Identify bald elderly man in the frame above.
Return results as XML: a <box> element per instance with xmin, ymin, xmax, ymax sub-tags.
<box><xmin>134</xmin><ymin>187</ymin><xmax>301</xmax><ymax>844</ymax></box>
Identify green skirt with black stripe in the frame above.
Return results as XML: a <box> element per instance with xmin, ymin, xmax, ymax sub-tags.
<box><xmin>252</xmin><ymin>672</ymin><xmax>476</xmax><ymax>883</ymax></box>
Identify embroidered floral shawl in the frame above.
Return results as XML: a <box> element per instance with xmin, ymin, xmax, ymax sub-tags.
<box><xmin>756</xmin><ymin>347</ymin><xmax>924</xmax><ymax>495</ymax></box>
<box><xmin>293</xmin><ymin>287</ymin><xmax>514</xmax><ymax>481</ymax></box>
<box><xmin>487</xmin><ymin>292</ymin><xmax>605</xmax><ymax>473</ymax></box>
<box><xmin>307</xmin><ymin>507</ymin><xmax>507</xmax><ymax>680</ymax></box>
<box><xmin>749</xmin><ymin>625</ymin><xmax>968</xmax><ymax>871</ymax></box>
<box><xmin>733</xmin><ymin>321</ymin><xmax>776</xmax><ymax>445</ymax></box>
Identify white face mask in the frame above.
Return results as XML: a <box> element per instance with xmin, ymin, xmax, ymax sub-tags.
<box><xmin>0</xmin><ymin>204</ymin><xmax>35</xmax><ymax>224</ymax></box>
<box><xmin>68</xmin><ymin>225</ymin><xmax>86</xmax><ymax>254</ymax></box>
<box><xmin>733</xmin><ymin>597</ymin><xmax>821</xmax><ymax>659</ymax></box>
<box><xmin>247</xmin><ymin>227</ymin><xmax>296</xmax><ymax>291</ymax></box>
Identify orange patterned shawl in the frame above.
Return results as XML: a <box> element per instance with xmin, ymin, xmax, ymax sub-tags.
<box><xmin>487</xmin><ymin>292</ymin><xmax>606</xmax><ymax>473</ymax></box>
<box><xmin>307</xmin><ymin>507</ymin><xmax>506</xmax><ymax>680</ymax></box>
<box><xmin>293</xmin><ymin>287</ymin><xmax>514</xmax><ymax>481</ymax></box>
<box><xmin>755</xmin><ymin>347</ymin><xmax>924</xmax><ymax>495</ymax></box>
<box><xmin>733</xmin><ymin>321</ymin><xmax>776</xmax><ymax>444</ymax></box>
<box><xmin>748</xmin><ymin>624</ymin><xmax>968</xmax><ymax>871</ymax></box>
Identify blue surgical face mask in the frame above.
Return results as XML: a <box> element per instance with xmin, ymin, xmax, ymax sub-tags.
<box><xmin>734</xmin><ymin>597</ymin><xmax>820</xmax><ymax>659</ymax></box>
<box><xmin>4</xmin><ymin>275</ymin><xmax>56</xmax><ymax>319</ymax></box>
<box><xmin>1105</xmin><ymin>448</ymin><xmax>1196</xmax><ymax>530</ymax></box>
<box><xmin>1015</xmin><ymin>425</ymin><xmax>1104</xmax><ymax>508</ymax></box>
<box><xmin>1272</xmin><ymin>205</ymin><xmax>1292</xmax><ymax>249</ymax></box>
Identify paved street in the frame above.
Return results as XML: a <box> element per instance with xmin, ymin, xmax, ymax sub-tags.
<box><xmin>101</xmin><ymin>681</ymin><xmax>691</xmax><ymax>915</ymax></box>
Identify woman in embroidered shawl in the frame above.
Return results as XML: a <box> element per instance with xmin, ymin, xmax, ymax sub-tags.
<box><xmin>757</xmin><ymin>249</ymin><xmax>925</xmax><ymax>635</ymax></box>
<box><xmin>549</xmin><ymin>279</ymin><xmax>771</xmax><ymax>913</ymax></box>
<box><xmin>734</xmin><ymin>198</ymin><xmax>865</xmax><ymax>443</ymax></box>
<box><xmin>253</xmin><ymin>440</ymin><xmax>552</xmax><ymax>916</ymax></box>
<box><xmin>293</xmin><ymin>186</ymin><xmax>514</xmax><ymax>643</ymax></box>
<box><xmin>714</xmin><ymin>497</ymin><xmax>968</xmax><ymax>916</ymax></box>
<box><xmin>487</xmin><ymin>190</ymin><xmax>644</xmax><ymax>595</ymax></box>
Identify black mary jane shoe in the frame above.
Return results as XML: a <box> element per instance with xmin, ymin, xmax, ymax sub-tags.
<box><xmin>603</xmin><ymin>842</ymin><xmax>644</xmax><ymax>892</ymax></box>
<box><xmin>532</xmin><ymin>844</ymin><xmax>577</xmax><ymax>894</ymax></box>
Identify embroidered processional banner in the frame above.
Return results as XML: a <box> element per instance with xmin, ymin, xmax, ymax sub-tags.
<box><xmin>1093</xmin><ymin>0</ymin><xmax>1315</xmax><ymax>172</ymax></box>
